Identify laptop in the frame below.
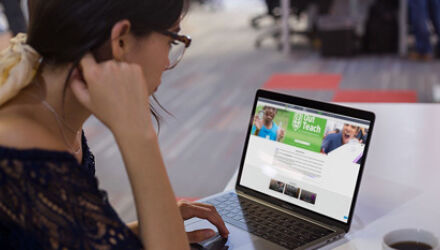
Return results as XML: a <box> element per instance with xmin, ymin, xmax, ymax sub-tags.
<box><xmin>185</xmin><ymin>89</ymin><xmax>375</xmax><ymax>250</ymax></box>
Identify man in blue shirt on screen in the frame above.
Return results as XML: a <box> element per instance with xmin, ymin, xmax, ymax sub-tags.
<box><xmin>251</xmin><ymin>106</ymin><xmax>284</xmax><ymax>141</ymax></box>
<box><xmin>321</xmin><ymin>124</ymin><xmax>360</xmax><ymax>154</ymax></box>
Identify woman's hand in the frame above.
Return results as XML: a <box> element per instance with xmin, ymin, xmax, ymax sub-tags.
<box><xmin>178</xmin><ymin>200</ymin><xmax>230</xmax><ymax>243</ymax></box>
<box><xmin>70</xmin><ymin>53</ymin><xmax>152</xmax><ymax>134</ymax></box>
<box><xmin>127</xmin><ymin>201</ymin><xmax>230</xmax><ymax>243</ymax></box>
<box><xmin>71</xmin><ymin>55</ymin><xmax>190</xmax><ymax>248</ymax></box>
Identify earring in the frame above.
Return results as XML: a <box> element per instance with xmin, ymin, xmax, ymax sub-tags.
<box><xmin>119</xmin><ymin>40</ymin><xmax>124</xmax><ymax>47</ymax></box>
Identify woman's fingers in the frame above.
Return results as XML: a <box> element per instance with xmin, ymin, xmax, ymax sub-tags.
<box><xmin>178</xmin><ymin>201</ymin><xmax>211</xmax><ymax>220</ymax></box>
<box><xmin>180</xmin><ymin>202</ymin><xmax>229</xmax><ymax>238</ymax></box>
<box><xmin>192</xmin><ymin>202</ymin><xmax>229</xmax><ymax>237</ymax></box>
<box><xmin>68</xmin><ymin>53</ymin><xmax>152</xmax><ymax>132</ymax></box>
<box><xmin>70</xmin><ymin>53</ymin><xmax>100</xmax><ymax>108</ymax></box>
<box><xmin>186</xmin><ymin>229</ymin><xmax>216</xmax><ymax>243</ymax></box>
<box><xmin>78</xmin><ymin>53</ymin><xmax>98</xmax><ymax>80</ymax></box>
<box><xmin>70</xmin><ymin>69</ymin><xmax>91</xmax><ymax>108</ymax></box>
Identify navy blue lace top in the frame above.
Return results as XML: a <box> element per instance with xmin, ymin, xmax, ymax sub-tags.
<box><xmin>0</xmin><ymin>133</ymin><xmax>143</xmax><ymax>249</ymax></box>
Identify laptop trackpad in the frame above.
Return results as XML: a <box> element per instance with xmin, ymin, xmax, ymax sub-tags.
<box><xmin>185</xmin><ymin>219</ymin><xmax>284</xmax><ymax>250</ymax></box>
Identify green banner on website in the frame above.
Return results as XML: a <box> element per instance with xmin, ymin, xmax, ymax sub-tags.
<box><xmin>283</xmin><ymin>112</ymin><xmax>327</xmax><ymax>152</ymax></box>
<box><xmin>252</xmin><ymin>106</ymin><xmax>327</xmax><ymax>153</ymax></box>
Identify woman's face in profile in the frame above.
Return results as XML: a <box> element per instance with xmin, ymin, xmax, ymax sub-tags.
<box><xmin>123</xmin><ymin>23</ymin><xmax>181</xmax><ymax>95</ymax></box>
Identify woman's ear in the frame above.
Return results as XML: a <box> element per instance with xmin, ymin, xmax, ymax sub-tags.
<box><xmin>110</xmin><ymin>20</ymin><xmax>132</xmax><ymax>61</ymax></box>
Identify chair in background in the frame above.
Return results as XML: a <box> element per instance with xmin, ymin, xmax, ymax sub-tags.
<box><xmin>252</xmin><ymin>0</ymin><xmax>333</xmax><ymax>50</ymax></box>
<box><xmin>250</xmin><ymin>0</ymin><xmax>281</xmax><ymax>29</ymax></box>
<box><xmin>0</xmin><ymin>0</ymin><xmax>27</xmax><ymax>35</ymax></box>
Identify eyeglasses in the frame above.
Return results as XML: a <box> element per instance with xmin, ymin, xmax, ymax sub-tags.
<box><xmin>159</xmin><ymin>30</ymin><xmax>192</xmax><ymax>70</ymax></box>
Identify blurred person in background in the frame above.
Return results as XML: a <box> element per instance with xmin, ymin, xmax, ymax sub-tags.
<box><xmin>408</xmin><ymin>0</ymin><xmax>440</xmax><ymax>60</ymax></box>
<box><xmin>0</xmin><ymin>0</ymin><xmax>27</xmax><ymax>34</ymax></box>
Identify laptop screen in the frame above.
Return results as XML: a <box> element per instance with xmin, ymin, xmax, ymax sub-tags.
<box><xmin>239</xmin><ymin>97</ymin><xmax>371</xmax><ymax>223</ymax></box>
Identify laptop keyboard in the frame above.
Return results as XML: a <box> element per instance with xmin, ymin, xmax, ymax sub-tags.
<box><xmin>205</xmin><ymin>192</ymin><xmax>334</xmax><ymax>250</ymax></box>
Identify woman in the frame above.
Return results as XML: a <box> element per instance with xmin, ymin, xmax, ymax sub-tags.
<box><xmin>0</xmin><ymin>0</ymin><xmax>229</xmax><ymax>249</ymax></box>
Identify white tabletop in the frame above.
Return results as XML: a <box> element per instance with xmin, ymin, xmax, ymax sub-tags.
<box><xmin>224</xmin><ymin>103</ymin><xmax>440</xmax><ymax>249</ymax></box>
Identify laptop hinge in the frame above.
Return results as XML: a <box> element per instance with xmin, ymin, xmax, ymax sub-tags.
<box><xmin>236</xmin><ymin>190</ymin><xmax>343</xmax><ymax>233</ymax></box>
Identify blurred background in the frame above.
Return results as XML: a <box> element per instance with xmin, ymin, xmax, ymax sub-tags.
<box><xmin>1</xmin><ymin>0</ymin><xmax>439</xmax><ymax>223</ymax></box>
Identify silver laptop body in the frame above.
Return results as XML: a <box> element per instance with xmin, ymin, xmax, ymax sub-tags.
<box><xmin>185</xmin><ymin>90</ymin><xmax>375</xmax><ymax>250</ymax></box>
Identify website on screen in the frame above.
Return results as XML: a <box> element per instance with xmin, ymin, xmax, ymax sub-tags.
<box><xmin>240</xmin><ymin>99</ymin><xmax>370</xmax><ymax>222</ymax></box>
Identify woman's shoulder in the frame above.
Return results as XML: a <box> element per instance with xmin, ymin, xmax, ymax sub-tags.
<box><xmin>0</xmin><ymin>113</ymin><xmax>64</xmax><ymax>151</ymax></box>
<box><xmin>0</xmin><ymin>113</ymin><xmax>87</xmax><ymax>173</ymax></box>
<box><xmin>0</xmin><ymin>135</ymin><xmax>142</xmax><ymax>249</ymax></box>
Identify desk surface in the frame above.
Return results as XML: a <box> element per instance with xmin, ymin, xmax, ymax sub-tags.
<box><xmin>224</xmin><ymin>103</ymin><xmax>440</xmax><ymax>249</ymax></box>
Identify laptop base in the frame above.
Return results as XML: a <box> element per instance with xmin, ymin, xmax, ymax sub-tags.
<box><xmin>185</xmin><ymin>191</ymin><xmax>344</xmax><ymax>250</ymax></box>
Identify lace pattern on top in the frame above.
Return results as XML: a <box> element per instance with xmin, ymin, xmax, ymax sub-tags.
<box><xmin>0</xmin><ymin>133</ymin><xmax>142</xmax><ymax>249</ymax></box>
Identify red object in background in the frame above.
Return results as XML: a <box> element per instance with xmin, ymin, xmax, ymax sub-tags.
<box><xmin>262</xmin><ymin>74</ymin><xmax>418</xmax><ymax>103</ymax></box>
<box><xmin>333</xmin><ymin>90</ymin><xmax>418</xmax><ymax>103</ymax></box>
<box><xmin>262</xmin><ymin>74</ymin><xmax>342</xmax><ymax>90</ymax></box>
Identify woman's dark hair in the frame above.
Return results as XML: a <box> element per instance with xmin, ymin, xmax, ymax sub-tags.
<box><xmin>26</xmin><ymin>0</ymin><xmax>187</xmax><ymax>130</ymax></box>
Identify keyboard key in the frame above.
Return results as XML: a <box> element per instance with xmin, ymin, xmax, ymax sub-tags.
<box><xmin>204</xmin><ymin>193</ymin><xmax>333</xmax><ymax>249</ymax></box>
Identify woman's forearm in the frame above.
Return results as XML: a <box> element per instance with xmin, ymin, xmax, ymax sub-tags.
<box><xmin>114</xmin><ymin>127</ymin><xmax>189</xmax><ymax>250</ymax></box>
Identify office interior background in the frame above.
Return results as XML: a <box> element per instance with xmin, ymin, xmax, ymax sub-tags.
<box><xmin>1</xmin><ymin>0</ymin><xmax>439</xmax><ymax>223</ymax></box>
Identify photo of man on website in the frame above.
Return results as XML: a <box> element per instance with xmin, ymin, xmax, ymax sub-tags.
<box><xmin>321</xmin><ymin>122</ymin><xmax>368</xmax><ymax>163</ymax></box>
<box><xmin>251</xmin><ymin>106</ymin><xmax>286</xmax><ymax>142</ymax></box>
<box><xmin>321</xmin><ymin>124</ymin><xmax>360</xmax><ymax>154</ymax></box>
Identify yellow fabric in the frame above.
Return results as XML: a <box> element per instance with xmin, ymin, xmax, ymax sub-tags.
<box><xmin>0</xmin><ymin>33</ymin><xmax>42</xmax><ymax>106</ymax></box>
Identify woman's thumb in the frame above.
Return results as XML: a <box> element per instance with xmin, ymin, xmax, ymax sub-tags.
<box><xmin>187</xmin><ymin>229</ymin><xmax>216</xmax><ymax>243</ymax></box>
<box><xmin>70</xmin><ymin>78</ymin><xmax>91</xmax><ymax>108</ymax></box>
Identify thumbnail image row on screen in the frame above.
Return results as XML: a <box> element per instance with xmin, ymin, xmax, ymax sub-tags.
<box><xmin>269</xmin><ymin>179</ymin><xmax>317</xmax><ymax>205</ymax></box>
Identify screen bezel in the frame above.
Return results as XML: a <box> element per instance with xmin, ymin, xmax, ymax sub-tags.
<box><xmin>235</xmin><ymin>89</ymin><xmax>376</xmax><ymax>232</ymax></box>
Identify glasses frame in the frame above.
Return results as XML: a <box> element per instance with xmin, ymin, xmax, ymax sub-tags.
<box><xmin>159</xmin><ymin>30</ymin><xmax>192</xmax><ymax>70</ymax></box>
